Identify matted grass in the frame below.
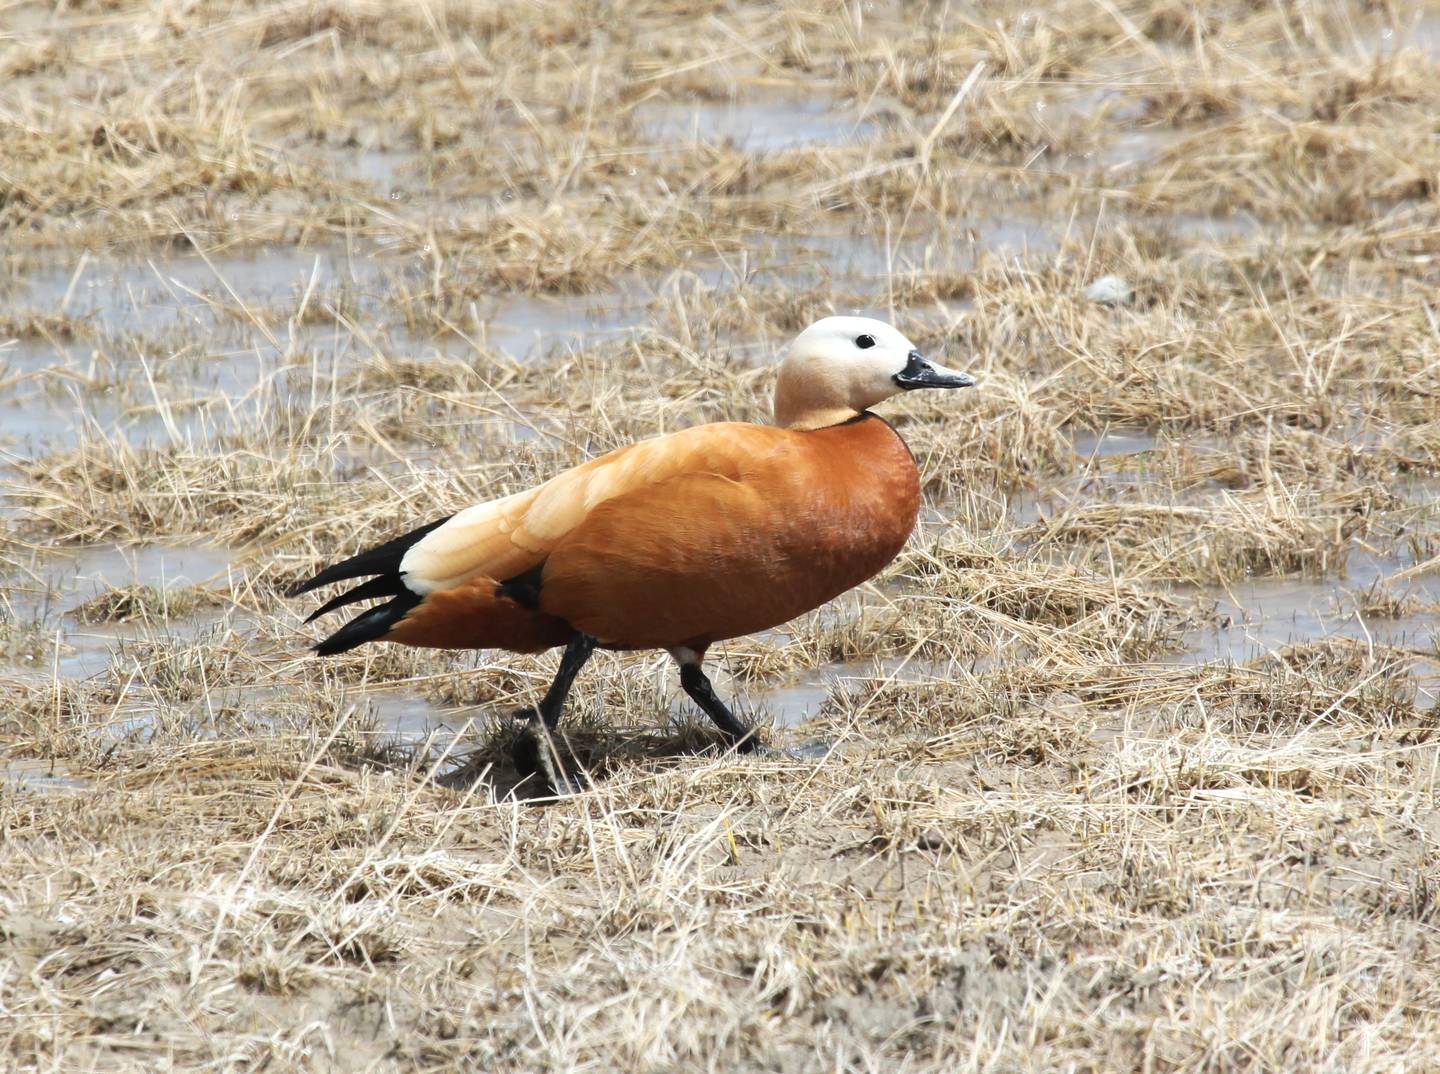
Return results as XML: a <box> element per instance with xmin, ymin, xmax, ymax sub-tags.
<box><xmin>3</xmin><ymin>0</ymin><xmax>1440</xmax><ymax>1070</ymax></box>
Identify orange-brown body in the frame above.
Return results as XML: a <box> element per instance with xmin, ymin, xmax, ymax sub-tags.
<box><xmin>385</xmin><ymin>413</ymin><xmax>920</xmax><ymax>653</ymax></box>
<box><xmin>295</xmin><ymin>314</ymin><xmax>973</xmax><ymax>786</ymax></box>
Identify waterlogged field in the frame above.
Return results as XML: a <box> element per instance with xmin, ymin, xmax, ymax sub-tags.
<box><xmin>3</xmin><ymin>1</ymin><xmax>1440</xmax><ymax>1070</ymax></box>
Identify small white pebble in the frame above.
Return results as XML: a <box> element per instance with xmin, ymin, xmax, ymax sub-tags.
<box><xmin>1086</xmin><ymin>275</ymin><xmax>1133</xmax><ymax>306</ymax></box>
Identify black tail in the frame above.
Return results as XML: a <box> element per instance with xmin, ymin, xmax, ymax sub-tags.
<box><xmin>303</xmin><ymin>574</ymin><xmax>405</xmax><ymax>624</ymax></box>
<box><xmin>289</xmin><ymin>515</ymin><xmax>453</xmax><ymax>597</ymax></box>
<box><xmin>290</xmin><ymin>515</ymin><xmax>453</xmax><ymax>655</ymax></box>
<box><xmin>313</xmin><ymin>591</ymin><xmax>422</xmax><ymax>655</ymax></box>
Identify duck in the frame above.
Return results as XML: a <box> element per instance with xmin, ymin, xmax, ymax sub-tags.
<box><xmin>291</xmin><ymin>316</ymin><xmax>975</xmax><ymax>790</ymax></box>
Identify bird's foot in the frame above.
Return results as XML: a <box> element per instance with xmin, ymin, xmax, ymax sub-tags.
<box><xmin>776</xmin><ymin>738</ymin><xmax>835</xmax><ymax>761</ymax></box>
<box><xmin>511</xmin><ymin>720</ymin><xmax>587</xmax><ymax>797</ymax></box>
<box><xmin>732</xmin><ymin>737</ymin><xmax>834</xmax><ymax>761</ymax></box>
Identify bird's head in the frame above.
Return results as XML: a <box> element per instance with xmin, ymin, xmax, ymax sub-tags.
<box><xmin>773</xmin><ymin>316</ymin><xmax>975</xmax><ymax>430</ymax></box>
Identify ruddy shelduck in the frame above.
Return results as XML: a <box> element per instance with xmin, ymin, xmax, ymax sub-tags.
<box><xmin>292</xmin><ymin>316</ymin><xmax>975</xmax><ymax>789</ymax></box>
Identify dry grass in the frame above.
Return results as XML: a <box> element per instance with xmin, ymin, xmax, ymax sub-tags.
<box><xmin>3</xmin><ymin>0</ymin><xmax>1440</xmax><ymax>1070</ymax></box>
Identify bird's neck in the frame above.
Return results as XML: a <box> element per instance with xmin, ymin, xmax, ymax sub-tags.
<box><xmin>773</xmin><ymin>370</ymin><xmax>868</xmax><ymax>429</ymax></box>
<box><xmin>776</xmin><ymin>404</ymin><xmax>864</xmax><ymax>430</ymax></box>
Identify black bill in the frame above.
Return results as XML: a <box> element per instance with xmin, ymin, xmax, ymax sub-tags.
<box><xmin>893</xmin><ymin>350</ymin><xmax>977</xmax><ymax>390</ymax></box>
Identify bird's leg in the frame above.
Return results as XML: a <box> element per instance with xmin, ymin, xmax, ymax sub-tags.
<box><xmin>670</xmin><ymin>646</ymin><xmax>765</xmax><ymax>753</ymax></box>
<box><xmin>670</xmin><ymin>647</ymin><xmax>834</xmax><ymax>762</ymax></box>
<box><xmin>533</xmin><ymin>631</ymin><xmax>598</xmax><ymax>729</ymax></box>
<box><xmin>512</xmin><ymin>632</ymin><xmax>597</xmax><ymax>794</ymax></box>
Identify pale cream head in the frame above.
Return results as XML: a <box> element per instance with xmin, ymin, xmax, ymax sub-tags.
<box><xmin>773</xmin><ymin>316</ymin><xmax>975</xmax><ymax>430</ymax></box>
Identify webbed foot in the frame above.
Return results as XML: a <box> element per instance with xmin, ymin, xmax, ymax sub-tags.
<box><xmin>774</xmin><ymin>738</ymin><xmax>834</xmax><ymax>761</ymax></box>
<box><xmin>511</xmin><ymin>720</ymin><xmax>587</xmax><ymax>797</ymax></box>
<box><xmin>733</xmin><ymin>737</ymin><xmax>834</xmax><ymax>761</ymax></box>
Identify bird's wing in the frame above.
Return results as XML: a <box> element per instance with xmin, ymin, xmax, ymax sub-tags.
<box><xmin>534</xmin><ymin>415</ymin><xmax>921</xmax><ymax>649</ymax></box>
<box><xmin>536</xmin><ymin>468</ymin><xmax>781</xmax><ymax>647</ymax></box>
<box><xmin>398</xmin><ymin>422</ymin><xmax>781</xmax><ymax>594</ymax></box>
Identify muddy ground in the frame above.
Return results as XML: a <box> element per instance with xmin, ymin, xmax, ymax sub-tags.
<box><xmin>3</xmin><ymin>1</ymin><xmax>1440</xmax><ymax>1070</ymax></box>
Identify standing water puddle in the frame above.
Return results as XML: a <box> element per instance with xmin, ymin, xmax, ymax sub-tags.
<box><xmin>3</xmin><ymin>756</ymin><xmax>87</xmax><ymax>793</ymax></box>
<box><xmin>1183</xmin><ymin>552</ymin><xmax>1440</xmax><ymax>669</ymax></box>
<box><xmin>635</xmin><ymin>95</ymin><xmax>874</xmax><ymax>152</ymax></box>
<box><xmin>3</xmin><ymin>542</ymin><xmax>237</xmax><ymax>680</ymax></box>
<box><xmin>4</xmin><ymin>204</ymin><xmax>1436</xmax><ymax>771</ymax></box>
<box><xmin>2</xmin><ymin>199</ymin><xmax>1078</xmax><ymax>461</ymax></box>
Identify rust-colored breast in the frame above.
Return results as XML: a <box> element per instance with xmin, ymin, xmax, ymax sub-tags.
<box><xmin>539</xmin><ymin>414</ymin><xmax>921</xmax><ymax>650</ymax></box>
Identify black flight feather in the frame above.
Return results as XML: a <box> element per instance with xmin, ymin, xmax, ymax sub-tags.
<box><xmin>292</xmin><ymin>513</ymin><xmax>455</xmax><ymax>656</ymax></box>
<box><xmin>288</xmin><ymin>515</ymin><xmax>453</xmax><ymax>598</ymax></box>
<box><xmin>313</xmin><ymin>591</ymin><xmax>423</xmax><ymax>656</ymax></box>
<box><xmin>302</xmin><ymin>574</ymin><xmax>405</xmax><ymax>624</ymax></box>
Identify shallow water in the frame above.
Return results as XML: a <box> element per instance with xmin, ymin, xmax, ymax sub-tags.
<box><xmin>350</xmin><ymin>668</ymin><xmax>843</xmax><ymax>756</ymax></box>
<box><xmin>1092</xmin><ymin>128</ymin><xmax>1183</xmax><ymax>171</ymax></box>
<box><xmin>1069</xmin><ymin>427</ymin><xmax>1158</xmax><ymax>460</ymax></box>
<box><xmin>1</xmin><ymin>244</ymin><xmax>645</xmax><ymax>453</ymax></box>
<box><xmin>3</xmin><ymin>92</ymin><xmax>1437</xmax><ymax>767</ymax></box>
<box><xmin>1</xmin><ymin>756</ymin><xmax>87</xmax><ymax>792</ymax></box>
<box><xmin>1366</xmin><ymin>14</ymin><xmax>1440</xmax><ymax>56</ymax></box>
<box><xmin>635</xmin><ymin>96</ymin><xmax>874</xmax><ymax>152</ymax></box>
<box><xmin>23</xmin><ymin>541</ymin><xmax>234</xmax><ymax>601</ymax></box>
<box><xmin>359</xmin><ymin>689</ymin><xmax>474</xmax><ymax>757</ymax></box>
<box><xmin>1183</xmin><ymin>551</ymin><xmax>1440</xmax><ymax>669</ymax></box>
<box><xmin>10</xmin><ymin>243</ymin><xmax>383</xmax><ymax>338</ymax></box>
<box><xmin>2</xmin><ymin>541</ymin><xmax>238</xmax><ymax>680</ymax></box>
<box><xmin>0</xmin><ymin>211</ymin><xmax>1061</xmax><ymax>457</ymax></box>
<box><xmin>475</xmin><ymin>289</ymin><xmax>648</xmax><ymax>359</ymax></box>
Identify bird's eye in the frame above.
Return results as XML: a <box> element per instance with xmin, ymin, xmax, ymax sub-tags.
<box><xmin>855</xmin><ymin>334</ymin><xmax>876</xmax><ymax>349</ymax></box>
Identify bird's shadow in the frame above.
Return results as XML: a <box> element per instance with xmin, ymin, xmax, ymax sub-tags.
<box><xmin>434</xmin><ymin>723</ymin><xmax>755</xmax><ymax>803</ymax></box>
